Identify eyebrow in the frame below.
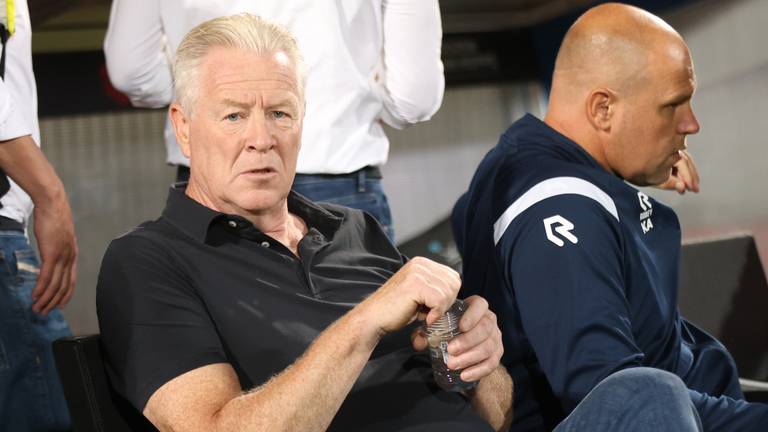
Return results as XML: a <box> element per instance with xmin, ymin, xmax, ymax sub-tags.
<box><xmin>221</xmin><ymin>98</ymin><xmax>253</xmax><ymax>110</ymax></box>
<box><xmin>219</xmin><ymin>97</ymin><xmax>299</xmax><ymax>112</ymax></box>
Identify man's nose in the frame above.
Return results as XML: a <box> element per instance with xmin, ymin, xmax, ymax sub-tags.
<box><xmin>680</xmin><ymin>106</ymin><xmax>701</xmax><ymax>135</ymax></box>
<box><xmin>244</xmin><ymin>115</ymin><xmax>277</xmax><ymax>152</ymax></box>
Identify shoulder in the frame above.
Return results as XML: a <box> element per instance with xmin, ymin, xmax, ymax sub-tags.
<box><xmin>99</xmin><ymin>217</ymin><xmax>193</xmax><ymax>290</ymax></box>
<box><xmin>494</xmin><ymin>175</ymin><xmax>622</xmax><ymax>250</ymax></box>
<box><xmin>106</xmin><ymin>218</ymin><xmax>179</xmax><ymax>260</ymax></box>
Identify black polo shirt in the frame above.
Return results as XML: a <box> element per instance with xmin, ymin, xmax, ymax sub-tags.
<box><xmin>97</xmin><ymin>186</ymin><xmax>491</xmax><ymax>431</ymax></box>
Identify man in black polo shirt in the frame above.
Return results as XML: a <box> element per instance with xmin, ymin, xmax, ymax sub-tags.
<box><xmin>97</xmin><ymin>13</ymin><xmax>704</xmax><ymax>432</ymax></box>
<box><xmin>97</xmin><ymin>13</ymin><xmax>511</xmax><ymax>432</ymax></box>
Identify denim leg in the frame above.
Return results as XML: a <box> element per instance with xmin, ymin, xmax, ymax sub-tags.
<box><xmin>554</xmin><ymin>367</ymin><xmax>702</xmax><ymax>432</ymax></box>
<box><xmin>292</xmin><ymin>174</ymin><xmax>395</xmax><ymax>242</ymax></box>
<box><xmin>0</xmin><ymin>232</ymin><xmax>72</xmax><ymax>431</ymax></box>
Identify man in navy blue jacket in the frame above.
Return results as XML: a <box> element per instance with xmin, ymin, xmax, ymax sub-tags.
<box><xmin>453</xmin><ymin>3</ymin><xmax>768</xmax><ymax>431</ymax></box>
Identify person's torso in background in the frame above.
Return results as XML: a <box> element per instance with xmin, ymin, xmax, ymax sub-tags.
<box><xmin>0</xmin><ymin>0</ymin><xmax>39</xmax><ymax>225</ymax></box>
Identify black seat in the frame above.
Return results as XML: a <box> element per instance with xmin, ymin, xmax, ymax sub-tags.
<box><xmin>52</xmin><ymin>335</ymin><xmax>157</xmax><ymax>431</ymax></box>
<box><xmin>678</xmin><ymin>233</ymin><xmax>768</xmax><ymax>402</ymax></box>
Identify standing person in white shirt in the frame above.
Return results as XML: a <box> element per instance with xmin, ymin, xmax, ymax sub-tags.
<box><xmin>0</xmin><ymin>0</ymin><xmax>77</xmax><ymax>429</ymax></box>
<box><xmin>104</xmin><ymin>0</ymin><xmax>445</xmax><ymax>241</ymax></box>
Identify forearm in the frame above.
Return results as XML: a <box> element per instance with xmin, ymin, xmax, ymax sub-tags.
<box><xmin>154</xmin><ymin>308</ymin><xmax>381</xmax><ymax>432</ymax></box>
<box><xmin>147</xmin><ymin>257</ymin><xmax>463</xmax><ymax>432</ymax></box>
<box><xmin>469</xmin><ymin>365</ymin><xmax>514</xmax><ymax>432</ymax></box>
<box><xmin>380</xmin><ymin>0</ymin><xmax>445</xmax><ymax>126</ymax></box>
<box><xmin>0</xmin><ymin>135</ymin><xmax>66</xmax><ymax>208</ymax></box>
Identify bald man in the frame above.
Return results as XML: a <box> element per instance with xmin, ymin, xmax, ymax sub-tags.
<box><xmin>453</xmin><ymin>3</ymin><xmax>768</xmax><ymax>431</ymax></box>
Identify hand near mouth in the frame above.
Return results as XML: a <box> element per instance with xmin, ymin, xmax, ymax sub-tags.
<box><xmin>655</xmin><ymin>149</ymin><xmax>700</xmax><ymax>194</ymax></box>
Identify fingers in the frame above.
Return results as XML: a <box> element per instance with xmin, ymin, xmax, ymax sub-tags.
<box><xmin>41</xmin><ymin>264</ymin><xmax>71</xmax><ymax>315</ymax></box>
<box><xmin>363</xmin><ymin>256</ymin><xmax>461</xmax><ymax>335</ymax></box>
<box><xmin>457</xmin><ymin>295</ymin><xmax>488</xmax><ymax>332</ymax></box>
<box><xmin>31</xmin><ymin>258</ymin><xmax>53</xmax><ymax>305</ymax></box>
<box><xmin>33</xmin><ymin>256</ymin><xmax>65</xmax><ymax>314</ymax></box>
<box><xmin>670</xmin><ymin>150</ymin><xmax>700</xmax><ymax>194</ymax></box>
<box><xmin>60</xmin><ymin>257</ymin><xmax>78</xmax><ymax>306</ymax></box>
<box><xmin>459</xmin><ymin>347</ymin><xmax>502</xmax><ymax>382</ymax></box>
<box><xmin>448</xmin><ymin>312</ymin><xmax>501</xmax><ymax>365</ymax></box>
<box><xmin>682</xmin><ymin>150</ymin><xmax>700</xmax><ymax>192</ymax></box>
<box><xmin>443</xmin><ymin>296</ymin><xmax>503</xmax><ymax>382</ymax></box>
<box><xmin>655</xmin><ymin>150</ymin><xmax>700</xmax><ymax>194</ymax></box>
<box><xmin>411</xmin><ymin>327</ymin><xmax>428</xmax><ymax>352</ymax></box>
<box><xmin>413</xmin><ymin>258</ymin><xmax>460</xmax><ymax>325</ymax></box>
<box><xmin>32</xmin><ymin>245</ymin><xmax>77</xmax><ymax>315</ymax></box>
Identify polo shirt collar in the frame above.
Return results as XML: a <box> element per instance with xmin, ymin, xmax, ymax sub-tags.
<box><xmin>162</xmin><ymin>183</ymin><xmax>343</xmax><ymax>243</ymax></box>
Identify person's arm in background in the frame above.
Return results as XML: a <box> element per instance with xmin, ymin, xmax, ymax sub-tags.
<box><xmin>0</xmin><ymin>80</ymin><xmax>77</xmax><ymax>315</ymax></box>
<box><xmin>379</xmin><ymin>0</ymin><xmax>445</xmax><ymax>128</ymax></box>
<box><xmin>103</xmin><ymin>0</ymin><xmax>173</xmax><ymax>108</ymax></box>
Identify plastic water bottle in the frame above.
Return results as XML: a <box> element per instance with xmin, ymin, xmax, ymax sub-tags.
<box><xmin>424</xmin><ymin>299</ymin><xmax>477</xmax><ymax>392</ymax></box>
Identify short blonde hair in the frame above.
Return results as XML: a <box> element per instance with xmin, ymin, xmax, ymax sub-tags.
<box><xmin>173</xmin><ymin>13</ymin><xmax>307</xmax><ymax>114</ymax></box>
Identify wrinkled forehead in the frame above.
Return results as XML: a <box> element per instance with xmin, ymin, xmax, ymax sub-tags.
<box><xmin>198</xmin><ymin>47</ymin><xmax>303</xmax><ymax>101</ymax></box>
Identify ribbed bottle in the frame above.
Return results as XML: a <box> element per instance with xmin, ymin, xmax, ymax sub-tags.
<box><xmin>425</xmin><ymin>299</ymin><xmax>477</xmax><ymax>392</ymax></box>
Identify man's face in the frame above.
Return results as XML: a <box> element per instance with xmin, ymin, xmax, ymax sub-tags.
<box><xmin>607</xmin><ymin>42</ymin><xmax>700</xmax><ymax>186</ymax></box>
<box><xmin>173</xmin><ymin>47</ymin><xmax>303</xmax><ymax>216</ymax></box>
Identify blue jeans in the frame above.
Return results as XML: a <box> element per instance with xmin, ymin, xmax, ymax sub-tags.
<box><xmin>292</xmin><ymin>172</ymin><xmax>395</xmax><ymax>242</ymax></box>
<box><xmin>0</xmin><ymin>231</ymin><xmax>71</xmax><ymax>431</ymax></box>
<box><xmin>555</xmin><ymin>367</ymin><xmax>702</xmax><ymax>432</ymax></box>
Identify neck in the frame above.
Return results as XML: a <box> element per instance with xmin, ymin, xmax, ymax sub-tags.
<box><xmin>543</xmin><ymin>110</ymin><xmax>613</xmax><ymax>174</ymax></box>
<box><xmin>257</xmin><ymin>210</ymin><xmax>308</xmax><ymax>256</ymax></box>
<box><xmin>186</xmin><ymin>181</ymin><xmax>308</xmax><ymax>256</ymax></box>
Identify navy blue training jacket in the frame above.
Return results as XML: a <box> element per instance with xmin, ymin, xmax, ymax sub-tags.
<box><xmin>453</xmin><ymin>114</ymin><xmax>768</xmax><ymax>431</ymax></box>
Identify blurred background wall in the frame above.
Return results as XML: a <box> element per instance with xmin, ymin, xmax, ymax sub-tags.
<box><xmin>26</xmin><ymin>0</ymin><xmax>768</xmax><ymax>334</ymax></box>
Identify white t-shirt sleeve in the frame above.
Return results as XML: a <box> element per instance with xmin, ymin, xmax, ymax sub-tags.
<box><xmin>0</xmin><ymin>78</ymin><xmax>33</xmax><ymax>141</ymax></box>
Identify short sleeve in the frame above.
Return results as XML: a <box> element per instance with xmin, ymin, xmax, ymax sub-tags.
<box><xmin>0</xmin><ymin>78</ymin><xmax>33</xmax><ymax>141</ymax></box>
<box><xmin>96</xmin><ymin>232</ymin><xmax>228</xmax><ymax>410</ymax></box>
<box><xmin>496</xmin><ymin>194</ymin><xmax>644</xmax><ymax>412</ymax></box>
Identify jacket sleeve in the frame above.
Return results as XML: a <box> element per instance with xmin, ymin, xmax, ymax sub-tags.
<box><xmin>497</xmin><ymin>194</ymin><xmax>644</xmax><ymax>412</ymax></box>
<box><xmin>497</xmin><ymin>193</ymin><xmax>768</xmax><ymax>430</ymax></box>
<box><xmin>103</xmin><ymin>0</ymin><xmax>174</xmax><ymax>108</ymax></box>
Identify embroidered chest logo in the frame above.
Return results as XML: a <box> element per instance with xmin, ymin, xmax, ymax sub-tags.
<box><xmin>543</xmin><ymin>215</ymin><xmax>578</xmax><ymax>247</ymax></box>
<box><xmin>638</xmin><ymin>192</ymin><xmax>654</xmax><ymax>234</ymax></box>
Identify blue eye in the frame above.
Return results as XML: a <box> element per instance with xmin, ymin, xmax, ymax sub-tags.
<box><xmin>273</xmin><ymin>111</ymin><xmax>287</xmax><ymax>119</ymax></box>
<box><xmin>225</xmin><ymin>113</ymin><xmax>240</xmax><ymax>122</ymax></box>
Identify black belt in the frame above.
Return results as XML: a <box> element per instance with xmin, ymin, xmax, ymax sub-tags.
<box><xmin>0</xmin><ymin>215</ymin><xmax>23</xmax><ymax>231</ymax></box>
<box><xmin>296</xmin><ymin>165</ymin><xmax>382</xmax><ymax>179</ymax></box>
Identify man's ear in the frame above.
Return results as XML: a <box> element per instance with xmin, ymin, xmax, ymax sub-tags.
<box><xmin>585</xmin><ymin>88</ymin><xmax>616</xmax><ymax>133</ymax></box>
<box><xmin>169</xmin><ymin>102</ymin><xmax>192</xmax><ymax>158</ymax></box>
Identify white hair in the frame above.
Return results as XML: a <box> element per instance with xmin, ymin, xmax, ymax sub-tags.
<box><xmin>173</xmin><ymin>13</ymin><xmax>307</xmax><ymax>114</ymax></box>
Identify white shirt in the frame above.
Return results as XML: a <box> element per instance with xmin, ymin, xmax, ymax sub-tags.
<box><xmin>104</xmin><ymin>0</ymin><xmax>445</xmax><ymax>174</ymax></box>
<box><xmin>0</xmin><ymin>0</ymin><xmax>39</xmax><ymax>224</ymax></box>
